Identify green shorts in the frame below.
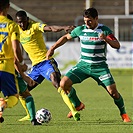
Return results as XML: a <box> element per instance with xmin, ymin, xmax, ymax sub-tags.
<box><xmin>65</xmin><ymin>61</ymin><xmax>115</xmax><ymax>87</ymax></box>
<box><xmin>16</xmin><ymin>71</ymin><xmax>27</xmax><ymax>94</ymax></box>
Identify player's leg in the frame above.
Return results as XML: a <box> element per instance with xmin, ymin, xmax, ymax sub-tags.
<box><xmin>41</xmin><ymin>59</ymin><xmax>81</xmax><ymax>121</ymax></box>
<box><xmin>17</xmin><ymin>72</ymin><xmax>31</xmax><ymax>121</ymax></box>
<box><xmin>19</xmin><ymin>89</ymin><xmax>41</xmax><ymax>125</ymax></box>
<box><xmin>51</xmin><ymin>71</ymin><xmax>83</xmax><ymax>110</ymax></box>
<box><xmin>0</xmin><ymin>71</ymin><xmax>19</xmax><ymax>123</ymax></box>
<box><xmin>17</xmin><ymin>74</ymin><xmax>30</xmax><ymax>121</ymax></box>
<box><xmin>50</xmin><ymin>58</ymin><xmax>83</xmax><ymax>108</ymax></box>
<box><xmin>19</xmin><ymin>95</ymin><xmax>30</xmax><ymax>121</ymax></box>
<box><xmin>48</xmin><ymin>72</ymin><xmax>80</xmax><ymax>121</ymax></box>
<box><xmin>92</xmin><ymin>63</ymin><xmax>131</xmax><ymax>122</ymax></box>
<box><xmin>17</xmin><ymin>71</ymin><xmax>41</xmax><ymax>125</ymax></box>
<box><xmin>63</xmin><ymin>61</ymin><xmax>90</xmax><ymax>118</ymax></box>
<box><xmin>106</xmin><ymin>84</ymin><xmax>131</xmax><ymax>122</ymax></box>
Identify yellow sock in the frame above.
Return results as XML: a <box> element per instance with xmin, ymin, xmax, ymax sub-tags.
<box><xmin>19</xmin><ymin>96</ymin><xmax>30</xmax><ymax>117</ymax></box>
<box><xmin>58</xmin><ymin>87</ymin><xmax>77</xmax><ymax>116</ymax></box>
<box><xmin>5</xmin><ymin>96</ymin><xmax>18</xmax><ymax>108</ymax></box>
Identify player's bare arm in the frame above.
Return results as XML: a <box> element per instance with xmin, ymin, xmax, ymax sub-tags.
<box><xmin>44</xmin><ymin>25</ymin><xmax>75</xmax><ymax>33</ymax></box>
<box><xmin>12</xmin><ymin>40</ymin><xmax>23</xmax><ymax>63</ymax></box>
<box><xmin>99</xmin><ymin>33</ymin><xmax>120</xmax><ymax>49</ymax></box>
<box><xmin>12</xmin><ymin>40</ymin><xmax>28</xmax><ymax>71</ymax></box>
<box><xmin>46</xmin><ymin>33</ymin><xmax>72</xmax><ymax>60</ymax></box>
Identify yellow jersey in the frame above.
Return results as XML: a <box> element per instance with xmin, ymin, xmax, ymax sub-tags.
<box><xmin>19</xmin><ymin>21</ymin><xmax>48</xmax><ymax>66</ymax></box>
<box><xmin>0</xmin><ymin>16</ymin><xmax>20</xmax><ymax>74</ymax></box>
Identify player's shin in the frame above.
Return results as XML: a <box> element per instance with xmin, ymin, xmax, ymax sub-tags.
<box><xmin>58</xmin><ymin>87</ymin><xmax>80</xmax><ymax>121</ymax></box>
<box><xmin>114</xmin><ymin>94</ymin><xmax>126</xmax><ymax>115</ymax></box>
<box><xmin>25</xmin><ymin>96</ymin><xmax>36</xmax><ymax>121</ymax></box>
<box><xmin>19</xmin><ymin>96</ymin><xmax>30</xmax><ymax>121</ymax></box>
<box><xmin>67</xmin><ymin>87</ymin><xmax>81</xmax><ymax>107</ymax></box>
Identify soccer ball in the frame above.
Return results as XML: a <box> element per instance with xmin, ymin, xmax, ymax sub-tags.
<box><xmin>36</xmin><ymin>108</ymin><xmax>52</xmax><ymax>124</ymax></box>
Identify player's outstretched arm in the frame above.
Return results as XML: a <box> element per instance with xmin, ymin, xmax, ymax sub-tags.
<box><xmin>44</xmin><ymin>25</ymin><xmax>75</xmax><ymax>33</ymax></box>
<box><xmin>46</xmin><ymin>33</ymin><xmax>72</xmax><ymax>60</ymax></box>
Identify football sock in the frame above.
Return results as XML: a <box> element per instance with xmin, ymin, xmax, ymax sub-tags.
<box><xmin>5</xmin><ymin>96</ymin><xmax>18</xmax><ymax>108</ymax></box>
<box><xmin>58</xmin><ymin>87</ymin><xmax>77</xmax><ymax>116</ymax></box>
<box><xmin>67</xmin><ymin>87</ymin><xmax>81</xmax><ymax>107</ymax></box>
<box><xmin>114</xmin><ymin>94</ymin><xmax>126</xmax><ymax>115</ymax></box>
<box><xmin>25</xmin><ymin>96</ymin><xmax>36</xmax><ymax>121</ymax></box>
<box><xmin>19</xmin><ymin>96</ymin><xmax>30</xmax><ymax>117</ymax></box>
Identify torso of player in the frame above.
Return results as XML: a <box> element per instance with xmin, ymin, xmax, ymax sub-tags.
<box><xmin>19</xmin><ymin>22</ymin><xmax>48</xmax><ymax>66</ymax></box>
<box><xmin>70</xmin><ymin>23</ymin><xmax>112</xmax><ymax>64</ymax></box>
<box><xmin>0</xmin><ymin>16</ymin><xmax>19</xmax><ymax>74</ymax></box>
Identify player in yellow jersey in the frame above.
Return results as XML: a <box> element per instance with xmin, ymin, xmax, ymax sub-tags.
<box><xmin>7</xmin><ymin>14</ymin><xmax>41</xmax><ymax>125</ymax></box>
<box><xmin>0</xmin><ymin>0</ymin><xmax>27</xmax><ymax>123</ymax></box>
<box><xmin>15</xmin><ymin>10</ymin><xmax>85</xmax><ymax>121</ymax></box>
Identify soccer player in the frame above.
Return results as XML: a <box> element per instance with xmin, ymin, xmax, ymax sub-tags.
<box><xmin>46</xmin><ymin>7</ymin><xmax>131</xmax><ymax>122</ymax></box>
<box><xmin>7</xmin><ymin>14</ymin><xmax>41</xmax><ymax>125</ymax></box>
<box><xmin>0</xmin><ymin>0</ymin><xmax>25</xmax><ymax>123</ymax></box>
<box><xmin>15</xmin><ymin>10</ymin><xmax>84</xmax><ymax>121</ymax></box>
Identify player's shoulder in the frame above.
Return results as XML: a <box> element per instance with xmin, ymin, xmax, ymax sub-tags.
<box><xmin>6</xmin><ymin>18</ymin><xmax>19</xmax><ymax>31</ymax></box>
<box><xmin>5</xmin><ymin>17</ymin><xmax>16</xmax><ymax>26</ymax></box>
<box><xmin>97</xmin><ymin>23</ymin><xmax>111</xmax><ymax>31</ymax></box>
<box><xmin>73</xmin><ymin>25</ymin><xmax>86</xmax><ymax>32</ymax></box>
<box><xmin>30</xmin><ymin>21</ymin><xmax>46</xmax><ymax>29</ymax></box>
<box><xmin>75</xmin><ymin>25</ymin><xmax>85</xmax><ymax>29</ymax></box>
<box><xmin>98</xmin><ymin>23</ymin><xmax>112</xmax><ymax>35</ymax></box>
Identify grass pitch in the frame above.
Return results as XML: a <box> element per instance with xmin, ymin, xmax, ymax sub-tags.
<box><xmin>0</xmin><ymin>69</ymin><xmax>133</xmax><ymax>133</ymax></box>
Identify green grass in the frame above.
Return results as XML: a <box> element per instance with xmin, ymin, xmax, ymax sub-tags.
<box><xmin>0</xmin><ymin>69</ymin><xmax>133</xmax><ymax>133</ymax></box>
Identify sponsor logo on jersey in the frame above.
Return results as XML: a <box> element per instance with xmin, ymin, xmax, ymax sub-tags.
<box><xmin>99</xmin><ymin>74</ymin><xmax>111</xmax><ymax>81</ymax></box>
<box><xmin>0</xmin><ymin>23</ymin><xmax>7</xmax><ymax>28</ymax></box>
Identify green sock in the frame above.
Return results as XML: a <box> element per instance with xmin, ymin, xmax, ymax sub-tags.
<box><xmin>67</xmin><ymin>87</ymin><xmax>81</xmax><ymax>108</ymax></box>
<box><xmin>25</xmin><ymin>96</ymin><xmax>36</xmax><ymax>121</ymax></box>
<box><xmin>114</xmin><ymin>94</ymin><xmax>126</xmax><ymax>115</ymax></box>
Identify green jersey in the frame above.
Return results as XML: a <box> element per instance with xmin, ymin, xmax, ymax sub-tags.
<box><xmin>70</xmin><ymin>23</ymin><xmax>112</xmax><ymax>64</ymax></box>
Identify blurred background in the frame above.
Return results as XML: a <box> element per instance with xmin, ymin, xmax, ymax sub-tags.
<box><xmin>9</xmin><ymin>0</ymin><xmax>133</xmax><ymax>73</ymax></box>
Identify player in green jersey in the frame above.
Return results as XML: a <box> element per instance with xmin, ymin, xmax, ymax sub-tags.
<box><xmin>15</xmin><ymin>10</ymin><xmax>84</xmax><ymax>121</ymax></box>
<box><xmin>46</xmin><ymin>7</ymin><xmax>131</xmax><ymax>122</ymax></box>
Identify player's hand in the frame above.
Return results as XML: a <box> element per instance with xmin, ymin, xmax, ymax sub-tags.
<box><xmin>22</xmin><ymin>74</ymin><xmax>36</xmax><ymax>87</ymax></box>
<box><xmin>64</xmin><ymin>25</ymin><xmax>76</xmax><ymax>33</ymax></box>
<box><xmin>46</xmin><ymin>48</ymin><xmax>54</xmax><ymax>60</ymax></box>
<box><xmin>20</xmin><ymin>63</ymin><xmax>28</xmax><ymax>72</ymax></box>
<box><xmin>98</xmin><ymin>32</ymin><xmax>106</xmax><ymax>40</ymax></box>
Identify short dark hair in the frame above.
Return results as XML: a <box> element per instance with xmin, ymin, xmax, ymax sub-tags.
<box><xmin>0</xmin><ymin>0</ymin><xmax>9</xmax><ymax>11</ymax></box>
<box><xmin>16</xmin><ymin>10</ymin><xmax>27</xmax><ymax>17</ymax></box>
<box><xmin>83</xmin><ymin>7</ymin><xmax>98</xmax><ymax>18</ymax></box>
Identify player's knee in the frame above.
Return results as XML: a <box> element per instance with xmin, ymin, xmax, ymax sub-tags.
<box><xmin>60</xmin><ymin>79</ymin><xmax>65</xmax><ymax>89</ymax></box>
<box><xmin>27</xmin><ymin>83</ymin><xmax>38</xmax><ymax>91</ymax></box>
<box><xmin>6</xmin><ymin>96</ymin><xmax>18</xmax><ymax>108</ymax></box>
<box><xmin>50</xmin><ymin>72</ymin><xmax>60</xmax><ymax>89</ymax></box>
<box><xmin>20</xmin><ymin>89</ymin><xmax>31</xmax><ymax>98</ymax></box>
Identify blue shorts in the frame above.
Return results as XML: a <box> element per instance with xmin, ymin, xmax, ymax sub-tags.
<box><xmin>27</xmin><ymin>58</ymin><xmax>60</xmax><ymax>84</ymax></box>
<box><xmin>0</xmin><ymin>71</ymin><xmax>19</xmax><ymax>97</ymax></box>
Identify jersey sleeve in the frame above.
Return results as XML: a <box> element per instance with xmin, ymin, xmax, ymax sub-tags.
<box><xmin>10</xmin><ymin>23</ymin><xmax>20</xmax><ymax>41</ymax></box>
<box><xmin>36</xmin><ymin>23</ymin><xmax>47</xmax><ymax>33</ymax></box>
<box><xmin>102</xmin><ymin>25</ymin><xmax>113</xmax><ymax>36</ymax></box>
<box><xmin>70</xmin><ymin>26</ymin><xmax>83</xmax><ymax>38</ymax></box>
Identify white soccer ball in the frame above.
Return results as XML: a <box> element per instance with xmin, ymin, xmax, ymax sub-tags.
<box><xmin>36</xmin><ymin>108</ymin><xmax>52</xmax><ymax>124</ymax></box>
